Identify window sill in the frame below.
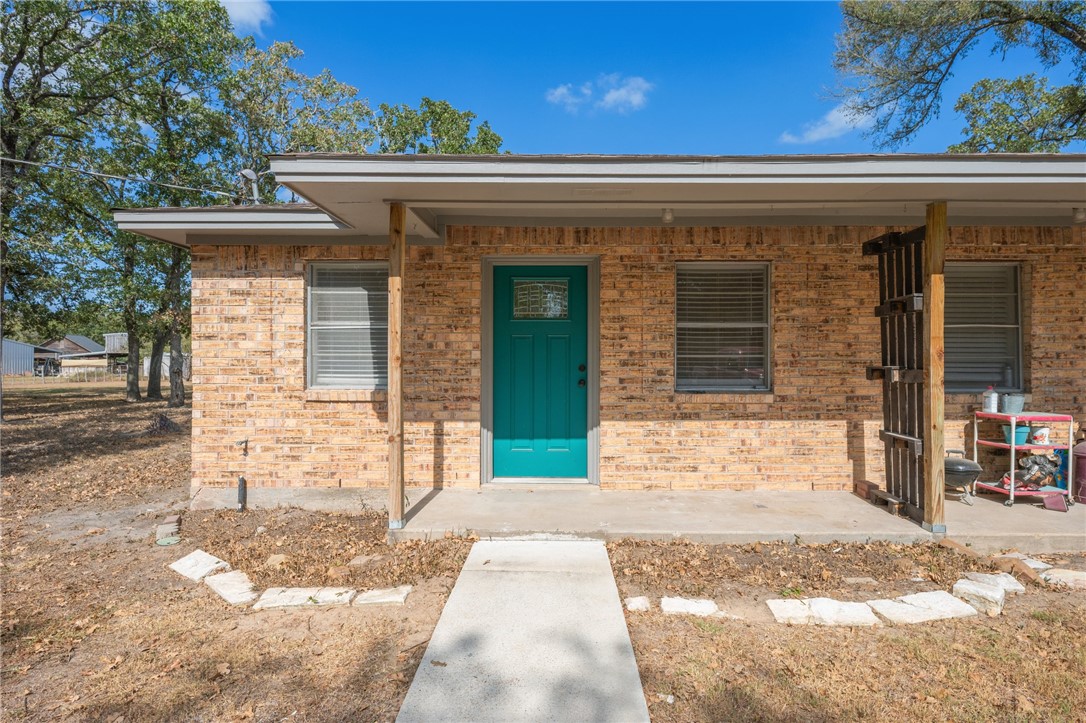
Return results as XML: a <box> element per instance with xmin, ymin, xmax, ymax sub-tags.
<box><xmin>676</xmin><ymin>391</ymin><xmax>775</xmax><ymax>404</ymax></box>
<box><xmin>305</xmin><ymin>388</ymin><xmax>387</xmax><ymax>403</ymax></box>
<box><xmin>946</xmin><ymin>390</ymin><xmax>1026</xmax><ymax>397</ymax></box>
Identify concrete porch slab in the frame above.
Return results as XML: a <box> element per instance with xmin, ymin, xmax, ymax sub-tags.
<box><xmin>392</xmin><ymin>488</ymin><xmax>936</xmax><ymax>546</ymax></box>
<box><xmin>943</xmin><ymin>494</ymin><xmax>1086</xmax><ymax>554</ymax></box>
<box><xmin>188</xmin><ymin>485</ymin><xmax>1086</xmax><ymax>553</ymax></box>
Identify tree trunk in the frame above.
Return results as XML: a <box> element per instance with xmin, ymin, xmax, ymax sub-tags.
<box><xmin>168</xmin><ymin>322</ymin><xmax>185</xmax><ymax>408</ymax></box>
<box><xmin>125</xmin><ymin>327</ymin><xmax>141</xmax><ymax>402</ymax></box>
<box><xmin>146</xmin><ymin>331</ymin><xmax>167</xmax><ymax>399</ymax></box>
<box><xmin>122</xmin><ymin>246</ymin><xmax>142</xmax><ymax>402</ymax></box>
<box><xmin>165</xmin><ymin>245</ymin><xmax>186</xmax><ymax>407</ymax></box>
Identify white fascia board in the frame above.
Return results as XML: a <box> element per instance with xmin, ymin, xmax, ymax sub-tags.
<box><xmin>114</xmin><ymin>208</ymin><xmax>349</xmax><ymax>246</ymax></box>
<box><xmin>270</xmin><ymin>155</ymin><xmax>1086</xmax><ymax>185</ymax></box>
<box><xmin>114</xmin><ymin>208</ymin><xmax>347</xmax><ymax>227</ymax></box>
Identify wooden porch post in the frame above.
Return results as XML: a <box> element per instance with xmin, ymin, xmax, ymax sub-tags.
<box><xmin>388</xmin><ymin>202</ymin><xmax>406</xmax><ymax>529</ymax></box>
<box><xmin>922</xmin><ymin>201</ymin><xmax>947</xmax><ymax>533</ymax></box>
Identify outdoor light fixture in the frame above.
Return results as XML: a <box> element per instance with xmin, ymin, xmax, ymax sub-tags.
<box><xmin>662</xmin><ymin>208</ymin><xmax>674</xmax><ymax>224</ymax></box>
<box><xmin>1073</xmin><ymin>207</ymin><xmax>1086</xmax><ymax>224</ymax></box>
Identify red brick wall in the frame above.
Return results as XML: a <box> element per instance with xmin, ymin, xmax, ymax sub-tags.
<box><xmin>188</xmin><ymin>224</ymin><xmax>1085</xmax><ymax>494</ymax></box>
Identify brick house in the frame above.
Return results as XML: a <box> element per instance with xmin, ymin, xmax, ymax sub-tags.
<box><xmin>116</xmin><ymin>154</ymin><xmax>1086</xmax><ymax>531</ymax></box>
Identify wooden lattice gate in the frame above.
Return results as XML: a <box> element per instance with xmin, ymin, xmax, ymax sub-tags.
<box><xmin>862</xmin><ymin>203</ymin><xmax>947</xmax><ymax>533</ymax></box>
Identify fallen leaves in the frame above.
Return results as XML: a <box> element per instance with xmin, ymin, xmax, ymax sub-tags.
<box><xmin>1</xmin><ymin>384</ymin><xmax>451</xmax><ymax>722</ymax></box>
<box><xmin>607</xmin><ymin>538</ymin><xmax>989</xmax><ymax>599</ymax></box>
<box><xmin>184</xmin><ymin>508</ymin><xmax>471</xmax><ymax>591</ymax></box>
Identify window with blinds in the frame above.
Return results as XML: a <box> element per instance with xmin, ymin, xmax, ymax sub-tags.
<box><xmin>307</xmin><ymin>263</ymin><xmax>388</xmax><ymax>388</ymax></box>
<box><xmin>945</xmin><ymin>263</ymin><xmax>1022</xmax><ymax>392</ymax></box>
<box><xmin>676</xmin><ymin>263</ymin><xmax>771</xmax><ymax>392</ymax></box>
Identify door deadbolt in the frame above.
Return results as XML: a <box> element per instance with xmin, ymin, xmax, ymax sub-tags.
<box><xmin>578</xmin><ymin>379</ymin><xmax>586</xmax><ymax>387</ymax></box>
<box><xmin>578</xmin><ymin>364</ymin><xmax>586</xmax><ymax>372</ymax></box>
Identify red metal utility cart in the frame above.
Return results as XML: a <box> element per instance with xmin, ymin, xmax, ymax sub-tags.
<box><xmin>972</xmin><ymin>411</ymin><xmax>1076</xmax><ymax>507</ymax></box>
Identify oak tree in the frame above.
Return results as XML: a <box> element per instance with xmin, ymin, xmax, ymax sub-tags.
<box><xmin>834</xmin><ymin>0</ymin><xmax>1086</xmax><ymax>150</ymax></box>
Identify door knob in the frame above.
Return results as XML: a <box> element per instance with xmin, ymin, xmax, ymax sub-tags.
<box><xmin>578</xmin><ymin>379</ymin><xmax>586</xmax><ymax>387</ymax></box>
<box><xmin>578</xmin><ymin>364</ymin><xmax>586</xmax><ymax>372</ymax></box>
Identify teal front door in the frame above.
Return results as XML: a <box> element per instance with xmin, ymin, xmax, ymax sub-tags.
<box><xmin>493</xmin><ymin>265</ymin><xmax>588</xmax><ymax>478</ymax></box>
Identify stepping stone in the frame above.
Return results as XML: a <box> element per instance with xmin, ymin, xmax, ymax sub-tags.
<box><xmin>806</xmin><ymin>597</ymin><xmax>881</xmax><ymax>626</ymax></box>
<box><xmin>660</xmin><ymin>597</ymin><xmax>718</xmax><ymax>616</ymax></box>
<box><xmin>169</xmin><ymin>550</ymin><xmax>230</xmax><ymax>581</ymax></box>
<box><xmin>766</xmin><ymin>599</ymin><xmax>812</xmax><ymax>625</ymax></box>
<box><xmin>1039</xmin><ymin>569</ymin><xmax>1086</xmax><ymax>590</ymax></box>
<box><xmin>767</xmin><ymin>598</ymin><xmax>881</xmax><ymax>626</ymax></box>
<box><xmin>624</xmin><ymin>596</ymin><xmax>651</xmax><ymax>612</ymax></box>
<box><xmin>204</xmin><ymin>570</ymin><xmax>258</xmax><ymax>605</ymax></box>
<box><xmin>952</xmin><ymin>579</ymin><xmax>1005</xmax><ymax>616</ymax></box>
<box><xmin>868</xmin><ymin>599</ymin><xmax>946</xmax><ymax>625</ymax></box>
<box><xmin>252</xmin><ymin>587</ymin><xmax>356</xmax><ymax>610</ymax></box>
<box><xmin>995</xmin><ymin>553</ymin><xmax>1052</xmax><ymax>571</ymax></box>
<box><xmin>867</xmin><ymin>591</ymin><xmax>978</xmax><ymax>624</ymax></box>
<box><xmin>896</xmin><ymin>590</ymin><xmax>979</xmax><ymax>618</ymax></box>
<box><xmin>353</xmin><ymin>584</ymin><xmax>412</xmax><ymax>606</ymax></box>
<box><xmin>963</xmin><ymin>572</ymin><xmax>1026</xmax><ymax>595</ymax></box>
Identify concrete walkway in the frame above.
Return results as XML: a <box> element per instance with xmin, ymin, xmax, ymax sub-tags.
<box><xmin>396</xmin><ymin>540</ymin><xmax>650</xmax><ymax>723</ymax></box>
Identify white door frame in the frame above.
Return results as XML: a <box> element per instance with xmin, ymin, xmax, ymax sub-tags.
<box><xmin>480</xmin><ymin>255</ymin><xmax>600</xmax><ymax>485</ymax></box>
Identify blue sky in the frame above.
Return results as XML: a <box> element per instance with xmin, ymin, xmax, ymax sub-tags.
<box><xmin>221</xmin><ymin>1</ymin><xmax>1082</xmax><ymax>154</ymax></box>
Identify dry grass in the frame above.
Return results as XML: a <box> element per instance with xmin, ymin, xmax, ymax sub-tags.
<box><xmin>0</xmin><ymin>384</ymin><xmax>464</xmax><ymax>721</ymax></box>
<box><xmin>1</xmin><ymin>382</ymin><xmax>191</xmax><ymax>516</ymax></box>
<box><xmin>610</xmin><ymin>539</ymin><xmax>1086</xmax><ymax>722</ymax></box>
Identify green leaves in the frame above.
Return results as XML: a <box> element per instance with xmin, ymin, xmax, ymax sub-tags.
<box><xmin>950</xmin><ymin>75</ymin><xmax>1086</xmax><ymax>152</ymax></box>
<box><xmin>834</xmin><ymin>0</ymin><xmax>1086</xmax><ymax>151</ymax></box>
<box><xmin>375</xmin><ymin>98</ymin><xmax>505</xmax><ymax>154</ymax></box>
<box><xmin>2</xmin><ymin>1</ymin><xmax>506</xmax><ymax>350</ymax></box>
<box><xmin>221</xmin><ymin>39</ymin><xmax>376</xmax><ymax>198</ymax></box>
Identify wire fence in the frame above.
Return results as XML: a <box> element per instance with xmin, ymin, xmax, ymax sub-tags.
<box><xmin>3</xmin><ymin>368</ymin><xmax>125</xmax><ymax>386</ymax></box>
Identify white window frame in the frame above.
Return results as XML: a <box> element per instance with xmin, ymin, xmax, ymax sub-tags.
<box><xmin>675</xmin><ymin>262</ymin><xmax>772</xmax><ymax>393</ymax></box>
<box><xmin>306</xmin><ymin>261</ymin><xmax>389</xmax><ymax>390</ymax></box>
<box><xmin>945</xmin><ymin>262</ymin><xmax>1023</xmax><ymax>393</ymax></box>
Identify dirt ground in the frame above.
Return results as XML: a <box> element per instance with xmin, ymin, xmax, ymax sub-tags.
<box><xmin>3</xmin><ymin>382</ymin><xmax>1085</xmax><ymax>722</ymax></box>
<box><xmin>610</xmin><ymin>539</ymin><xmax>1086</xmax><ymax>722</ymax></box>
<box><xmin>1</xmin><ymin>383</ymin><xmax>468</xmax><ymax>722</ymax></box>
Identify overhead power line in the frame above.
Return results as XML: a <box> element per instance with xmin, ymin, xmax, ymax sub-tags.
<box><xmin>0</xmin><ymin>156</ymin><xmax>237</xmax><ymax>198</ymax></box>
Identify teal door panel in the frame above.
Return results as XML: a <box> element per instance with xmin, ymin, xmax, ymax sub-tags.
<box><xmin>493</xmin><ymin>266</ymin><xmax>588</xmax><ymax>478</ymax></box>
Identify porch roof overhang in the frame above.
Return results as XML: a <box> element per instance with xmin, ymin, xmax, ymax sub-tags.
<box><xmin>116</xmin><ymin>153</ymin><xmax>1086</xmax><ymax>246</ymax></box>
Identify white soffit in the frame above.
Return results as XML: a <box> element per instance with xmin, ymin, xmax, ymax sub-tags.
<box><xmin>270</xmin><ymin>154</ymin><xmax>1086</xmax><ymax>233</ymax></box>
<box><xmin>113</xmin><ymin>206</ymin><xmax>350</xmax><ymax>246</ymax></box>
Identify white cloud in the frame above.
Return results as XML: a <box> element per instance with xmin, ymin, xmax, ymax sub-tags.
<box><xmin>545</xmin><ymin>74</ymin><xmax>653</xmax><ymax>114</ymax></box>
<box><xmin>220</xmin><ymin>0</ymin><xmax>273</xmax><ymax>34</ymax></box>
<box><xmin>779</xmin><ymin>104</ymin><xmax>873</xmax><ymax>144</ymax></box>
<box><xmin>596</xmin><ymin>74</ymin><xmax>652</xmax><ymax>113</ymax></box>
<box><xmin>545</xmin><ymin>83</ymin><xmax>589</xmax><ymax>113</ymax></box>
